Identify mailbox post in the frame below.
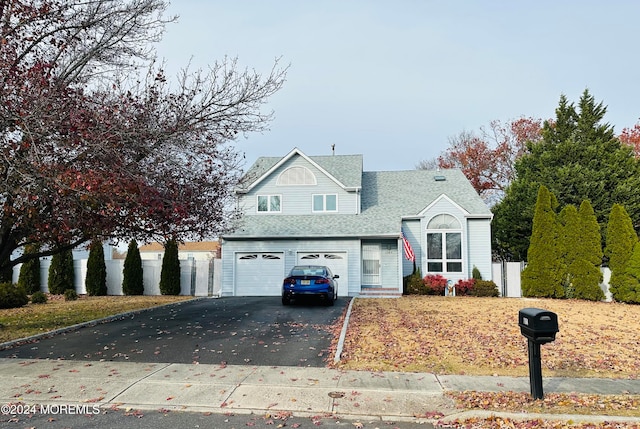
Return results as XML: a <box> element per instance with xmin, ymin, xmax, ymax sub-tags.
<box><xmin>518</xmin><ymin>308</ymin><xmax>559</xmax><ymax>400</ymax></box>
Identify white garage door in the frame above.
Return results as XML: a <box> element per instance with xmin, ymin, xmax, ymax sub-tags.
<box><xmin>235</xmin><ymin>253</ymin><xmax>285</xmax><ymax>296</ymax></box>
<box><xmin>297</xmin><ymin>252</ymin><xmax>348</xmax><ymax>296</ymax></box>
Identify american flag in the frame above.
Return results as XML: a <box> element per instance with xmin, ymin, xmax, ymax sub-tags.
<box><xmin>401</xmin><ymin>229</ymin><xmax>415</xmax><ymax>262</ymax></box>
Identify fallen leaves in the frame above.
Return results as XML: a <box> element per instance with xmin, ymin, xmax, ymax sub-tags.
<box><xmin>436</xmin><ymin>416</ymin><xmax>640</xmax><ymax>429</ymax></box>
<box><xmin>447</xmin><ymin>391</ymin><xmax>640</xmax><ymax>417</ymax></box>
<box><xmin>334</xmin><ymin>296</ymin><xmax>640</xmax><ymax>378</ymax></box>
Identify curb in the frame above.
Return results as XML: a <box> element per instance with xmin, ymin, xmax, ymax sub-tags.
<box><xmin>0</xmin><ymin>296</ymin><xmax>205</xmax><ymax>351</ymax></box>
<box><xmin>333</xmin><ymin>296</ymin><xmax>355</xmax><ymax>363</ymax></box>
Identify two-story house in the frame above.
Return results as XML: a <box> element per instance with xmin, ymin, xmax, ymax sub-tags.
<box><xmin>220</xmin><ymin>148</ymin><xmax>493</xmax><ymax>297</ymax></box>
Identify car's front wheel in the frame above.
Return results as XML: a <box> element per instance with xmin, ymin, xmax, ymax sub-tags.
<box><xmin>282</xmin><ymin>295</ymin><xmax>291</xmax><ymax>305</ymax></box>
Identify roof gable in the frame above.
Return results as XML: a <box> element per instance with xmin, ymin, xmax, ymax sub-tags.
<box><xmin>237</xmin><ymin>148</ymin><xmax>362</xmax><ymax>192</ymax></box>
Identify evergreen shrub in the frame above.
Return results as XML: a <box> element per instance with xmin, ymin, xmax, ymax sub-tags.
<box><xmin>64</xmin><ymin>289</ymin><xmax>78</xmax><ymax>301</ymax></box>
<box><xmin>48</xmin><ymin>249</ymin><xmax>74</xmax><ymax>295</ymax></box>
<box><xmin>30</xmin><ymin>291</ymin><xmax>48</xmax><ymax>304</ymax></box>
<box><xmin>404</xmin><ymin>267</ymin><xmax>424</xmax><ymax>294</ymax></box>
<box><xmin>122</xmin><ymin>240</ymin><xmax>144</xmax><ymax>295</ymax></box>
<box><xmin>0</xmin><ymin>282</ymin><xmax>29</xmax><ymax>309</ymax></box>
<box><xmin>470</xmin><ymin>280</ymin><xmax>500</xmax><ymax>297</ymax></box>
<box><xmin>85</xmin><ymin>240</ymin><xmax>107</xmax><ymax>296</ymax></box>
<box><xmin>18</xmin><ymin>244</ymin><xmax>41</xmax><ymax>294</ymax></box>
<box><xmin>159</xmin><ymin>239</ymin><xmax>181</xmax><ymax>295</ymax></box>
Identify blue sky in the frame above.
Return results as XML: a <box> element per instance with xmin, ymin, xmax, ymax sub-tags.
<box><xmin>155</xmin><ymin>1</ymin><xmax>640</xmax><ymax>172</ymax></box>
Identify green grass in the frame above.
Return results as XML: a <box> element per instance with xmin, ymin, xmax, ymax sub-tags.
<box><xmin>0</xmin><ymin>295</ymin><xmax>193</xmax><ymax>343</ymax></box>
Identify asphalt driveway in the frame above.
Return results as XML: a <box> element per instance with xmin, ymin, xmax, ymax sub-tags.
<box><xmin>0</xmin><ymin>297</ymin><xmax>349</xmax><ymax>367</ymax></box>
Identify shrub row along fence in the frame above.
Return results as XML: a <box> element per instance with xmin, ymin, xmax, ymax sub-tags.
<box><xmin>11</xmin><ymin>258</ymin><xmax>223</xmax><ymax>297</ymax></box>
<box><xmin>491</xmin><ymin>261</ymin><xmax>613</xmax><ymax>301</ymax></box>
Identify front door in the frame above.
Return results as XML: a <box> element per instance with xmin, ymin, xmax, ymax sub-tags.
<box><xmin>362</xmin><ymin>244</ymin><xmax>381</xmax><ymax>285</ymax></box>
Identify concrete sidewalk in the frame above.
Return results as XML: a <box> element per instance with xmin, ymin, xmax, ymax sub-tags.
<box><xmin>1</xmin><ymin>358</ymin><xmax>639</xmax><ymax>425</ymax></box>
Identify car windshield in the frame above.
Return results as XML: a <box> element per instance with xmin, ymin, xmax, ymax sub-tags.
<box><xmin>290</xmin><ymin>266</ymin><xmax>326</xmax><ymax>277</ymax></box>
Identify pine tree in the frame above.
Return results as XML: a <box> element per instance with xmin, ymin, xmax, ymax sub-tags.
<box><xmin>122</xmin><ymin>240</ymin><xmax>144</xmax><ymax>295</ymax></box>
<box><xmin>521</xmin><ymin>185</ymin><xmax>564</xmax><ymax>297</ymax></box>
<box><xmin>85</xmin><ymin>240</ymin><xmax>107</xmax><ymax>296</ymax></box>
<box><xmin>159</xmin><ymin>239</ymin><xmax>181</xmax><ymax>295</ymax></box>
<box><xmin>605</xmin><ymin>204</ymin><xmax>639</xmax><ymax>302</ymax></box>
<box><xmin>18</xmin><ymin>244</ymin><xmax>41</xmax><ymax>294</ymax></box>
<box><xmin>47</xmin><ymin>249</ymin><xmax>75</xmax><ymax>295</ymax></box>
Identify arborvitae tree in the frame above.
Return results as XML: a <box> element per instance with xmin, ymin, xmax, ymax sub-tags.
<box><xmin>605</xmin><ymin>204</ymin><xmax>639</xmax><ymax>302</ymax></box>
<box><xmin>617</xmin><ymin>242</ymin><xmax>640</xmax><ymax>304</ymax></box>
<box><xmin>558</xmin><ymin>204</ymin><xmax>580</xmax><ymax>298</ymax></box>
<box><xmin>122</xmin><ymin>240</ymin><xmax>144</xmax><ymax>295</ymax></box>
<box><xmin>47</xmin><ymin>249</ymin><xmax>75</xmax><ymax>295</ymax></box>
<box><xmin>572</xmin><ymin>200</ymin><xmax>604</xmax><ymax>300</ymax></box>
<box><xmin>85</xmin><ymin>240</ymin><xmax>107</xmax><ymax>296</ymax></box>
<box><xmin>521</xmin><ymin>185</ymin><xmax>565</xmax><ymax>297</ymax></box>
<box><xmin>18</xmin><ymin>244</ymin><xmax>41</xmax><ymax>294</ymax></box>
<box><xmin>159</xmin><ymin>239</ymin><xmax>181</xmax><ymax>295</ymax></box>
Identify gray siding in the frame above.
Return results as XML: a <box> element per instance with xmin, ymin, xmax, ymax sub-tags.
<box><xmin>222</xmin><ymin>238</ymin><xmax>362</xmax><ymax>297</ymax></box>
<box><xmin>466</xmin><ymin>218</ymin><xmax>493</xmax><ymax>281</ymax></box>
<box><xmin>239</xmin><ymin>156</ymin><xmax>358</xmax><ymax>215</ymax></box>
<box><xmin>401</xmin><ymin>220</ymin><xmax>421</xmax><ymax>277</ymax></box>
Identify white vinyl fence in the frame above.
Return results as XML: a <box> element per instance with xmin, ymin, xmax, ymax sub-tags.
<box><xmin>491</xmin><ymin>261</ymin><xmax>612</xmax><ymax>301</ymax></box>
<box><xmin>12</xmin><ymin>258</ymin><xmax>222</xmax><ymax>297</ymax></box>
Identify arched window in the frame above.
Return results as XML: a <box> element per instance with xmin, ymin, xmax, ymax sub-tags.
<box><xmin>277</xmin><ymin>166</ymin><xmax>317</xmax><ymax>185</ymax></box>
<box><xmin>426</xmin><ymin>214</ymin><xmax>462</xmax><ymax>273</ymax></box>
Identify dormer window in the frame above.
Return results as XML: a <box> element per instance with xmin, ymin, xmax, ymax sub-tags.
<box><xmin>277</xmin><ymin>166</ymin><xmax>317</xmax><ymax>185</ymax></box>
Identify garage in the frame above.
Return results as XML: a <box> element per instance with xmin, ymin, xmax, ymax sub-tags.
<box><xmin>297</xmin><ymin>252</ymin><xmax>348</xmax><ymax>296</ymax></box>
<box><xmin>234</xmin><ymin>252</ymin><xmax>285</xmax><ymax>296</ymax></box>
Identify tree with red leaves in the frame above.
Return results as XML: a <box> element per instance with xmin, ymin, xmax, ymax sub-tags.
<box><xmin>620</xmin><ymin>122</ymin><xmax>640</xmax><ymax>158</ymax></box>
<box><xmin>0</xmin><ymin>0</ymin><xmax>286</xmax><ymax>270</ymax></box>
<box><xmin>0</xmin><ymin>0</ymin><xmax>287</xmax><ymax>274</ymax></box>
<box><xmin>418</xmin><ymin>117</ymin><xmax>543</xmax><ymax>205</ymax></box>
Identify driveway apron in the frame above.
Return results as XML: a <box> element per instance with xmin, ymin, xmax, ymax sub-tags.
<box><xmin>0</xmin><ymin>297</ymin><xmax>348</xmax><ymax>367</ymax></box>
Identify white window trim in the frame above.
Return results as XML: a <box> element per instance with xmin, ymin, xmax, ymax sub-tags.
<box><xmin>257</xmin><ymin>194</ymin><xmax>282</xmax><ymax>213</ymax></box>
<box><xmin>312</xmin><ymin>194</ymin><xmax>338</xmax><ymax>212</ymax></box>
<box><xmin>425</xmin><ymin>213</ymin><xmax>464</xmax><ymax>274</ymax></box>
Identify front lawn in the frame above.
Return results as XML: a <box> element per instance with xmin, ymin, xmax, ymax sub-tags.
<box><xmin>0</xmin><ymin>295</ymin><xmax>193</xmax><ymax>343</ymax></box>
<box><xmin>334</xmin><ymin>296</ymin><xmax>640</xmax><ymax>379</ymax></box>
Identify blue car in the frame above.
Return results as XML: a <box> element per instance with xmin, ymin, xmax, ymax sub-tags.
<box><xmin>282</xmin><ymin>265</ymin><xmax>339</xmax><ymax>306</ymax></box>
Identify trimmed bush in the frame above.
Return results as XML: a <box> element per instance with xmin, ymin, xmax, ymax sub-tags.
<box><xmin>454</xmin><ymin>278</ymin><xmax>475</xmax><ymax>296</ymax></box>
<box><xmin>472</xmin><ymin>266</ymin><xmax>482</xmax><ymax>280</ymax></box>
<box><xmin>30</xmin><ymin>291</ymin><xmax>48</xmax><ymax>304</ymax></box>
<box><xmin>18</xmin><ymin>244</ymin><xmax>41</xmax><ymax>294</ymax></box>
<box><xmin>159</xmin><ymin>239</ymin><xmax>181</xmax><ymax>295</ymax></box>
<box><xmin>122</xmin><ymin>240</ymin><xmax>144</xmax><ymax>295</ymax></box>
<box><xmin>64</xmin><ymin>289</ymin><xmax>79</xmax><ymax>301</ymax></box>
<box><xmin>48</xmin><ymin>249</ymin><xmax>74</xmax><ymax>295</ymax></box>
<box><xmin>404</xmin><ymin>267</ymin><xmax>425</xmax><ymax>295</ymax></box>
<box><xmin>470</xmin><ymin>280</ymin><xmax>500</xmax><ymax>297</ymax></box>
<box><xmin>423</xmin><ymin>274</ymin><xmax>448</xmax><ymax>295</ymax></box>
<box><xmin>0</xmin><ymin>282</ymin><xmax>29</xmax><ymax>309</ymax></box>
<box><xmin>85</xmin><ymin>240</ymin><xmax>107</xmax><ymax>296</ymax></box>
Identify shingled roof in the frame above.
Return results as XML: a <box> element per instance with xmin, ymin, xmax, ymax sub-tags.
<box><xmin>226</xmin><ymin>156</ymin><xmax>490</xmax><ymax>239</ymax></box>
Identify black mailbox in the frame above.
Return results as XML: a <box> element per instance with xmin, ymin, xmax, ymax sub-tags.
<box><xmin>519</xmin><ymin>308</ymin><xmax>558</xmax><ymax>344</ymax></box>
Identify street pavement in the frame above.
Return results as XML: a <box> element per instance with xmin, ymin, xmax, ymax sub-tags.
<box><xmin>0</xmin><ymin>297</ymin><xmax>639</xmax><ymax>427</ymax></box>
